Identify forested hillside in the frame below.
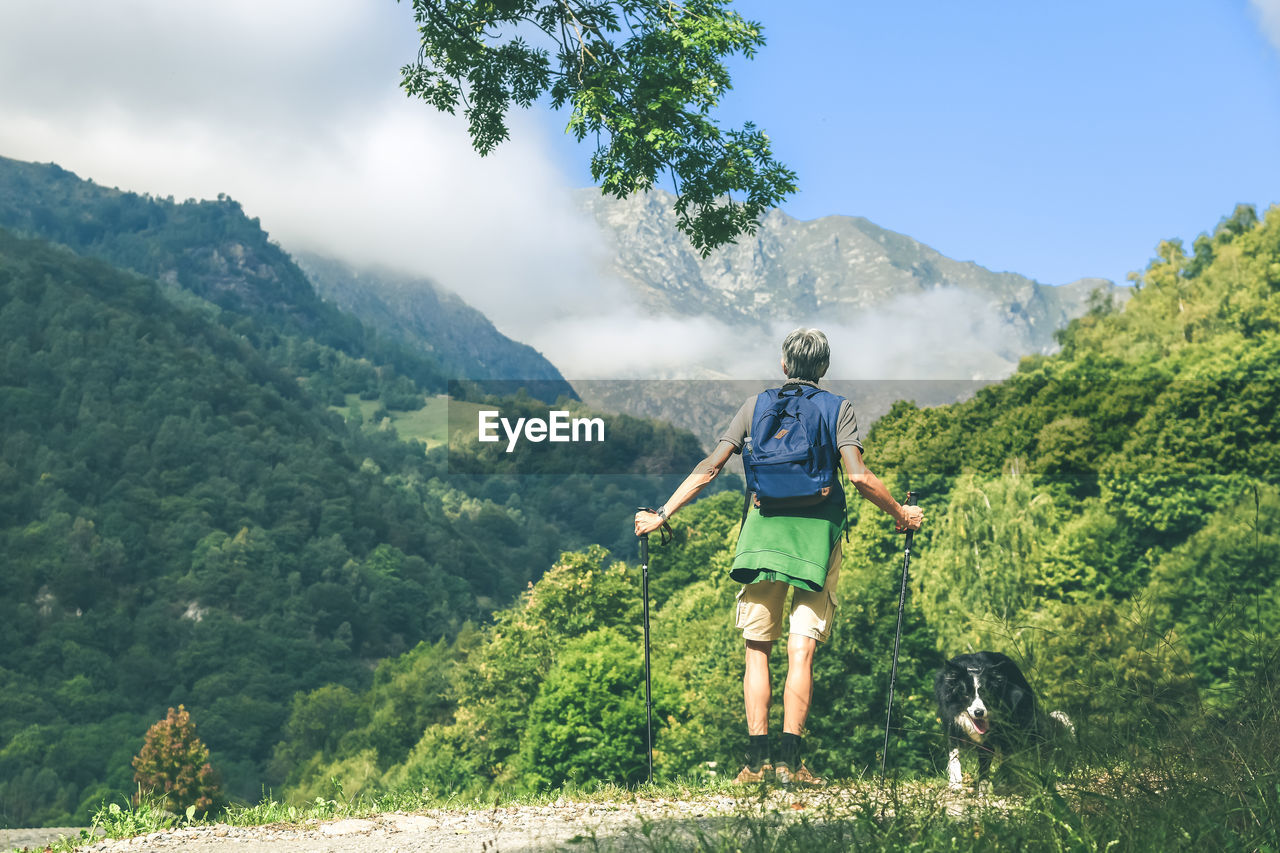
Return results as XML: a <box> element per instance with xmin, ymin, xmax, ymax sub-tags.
<box><xmin>277</xmin><ymin>204</ymin><xmax>1279</xmax><ymax>799</ymax></box>
<box><xmin>870</xmin><ymin>202</ymin><xmax>1280</xmax><ymax>696</ymax></box>
<box><xmin>0</xmin><ymin>226</ymin><xmax>708</xmax><ymax>826</ymax></box>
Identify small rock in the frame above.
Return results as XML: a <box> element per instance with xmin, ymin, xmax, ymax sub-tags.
<box><xmin>390</xmin><ymin>815</ymin><xmax>439</xmax><ymax>832</ymax></box>
<box><xmin>319</xmin><ymin>818</ymin><xmax>376</xmax><ymax>836</ymax></box>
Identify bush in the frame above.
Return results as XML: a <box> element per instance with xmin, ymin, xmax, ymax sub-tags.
<box><xmin>131</xmin><ymin>705</ymin><xmax>222</xmax><ymax>815</ymax></box>
<box><xmin>518</xmin><ymin>628</ymin><xmax>667</xmax><ymax>788</ymax></box>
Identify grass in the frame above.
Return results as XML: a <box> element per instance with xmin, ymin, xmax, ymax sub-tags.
<box><xmin>28</xmin><ymin>757</ymin><xmax>1277</xmax><ymax>853</ymax></box>
<box><xmin>615</xmin><ymin>781</ymin><xmax>1211</xmax><ymax>851</ymax></box>
<box><xmin>330</xmin><ymin>394</ymin><xmax>487</xmax><ymax>450</ymax></box>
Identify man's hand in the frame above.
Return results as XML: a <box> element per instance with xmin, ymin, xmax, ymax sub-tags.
<box><xmin>634</xmin><ymin>510</ymin><xmax>667</xmax><ymax>537</ymax></box>
<box><xmin>895</xmin><ymin>504</ymin><xmax>925</xmax><ymax>532</ymax></box>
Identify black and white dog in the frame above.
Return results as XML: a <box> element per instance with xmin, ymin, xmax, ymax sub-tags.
<box><xmin>934</xmin><ymin>651</ymin><xmax>1074</xmax><ymax>792</ymax></box>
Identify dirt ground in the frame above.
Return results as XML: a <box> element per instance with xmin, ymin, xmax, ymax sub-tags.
<box><xmin>1</xmin><ymin>827</ymin><xmax>97</xmax><ymax>851</ymax></box>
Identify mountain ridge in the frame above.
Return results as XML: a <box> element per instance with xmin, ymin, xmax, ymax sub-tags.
<box><xmin>294</xmin><ymin>252</ymin><xmax>572</xmax><ymax>397</ymax></box>
<box><xmin>576</xmin><ymin>187</ymin><xmax>1125</xmax><ymax>366</ymax></box>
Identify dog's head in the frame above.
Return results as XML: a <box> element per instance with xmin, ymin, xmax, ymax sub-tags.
<box><xmin>935</xmin><ymin>654</ymin><xmax>1034</xmax><ymax>744</ymax></box>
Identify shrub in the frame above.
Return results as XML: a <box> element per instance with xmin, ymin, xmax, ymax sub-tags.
<box><xmin>518</xmin><ymin>627</ymin><xmax>670</xmax><ymax>789</ymax></box>
<box><xmin>131</xmin><ymin>705</ymin><xmax>222</xmax><ymax>815</ymax></box>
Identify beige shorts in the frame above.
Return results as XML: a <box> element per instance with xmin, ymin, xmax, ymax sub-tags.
<box><xmin>734</xmin><ymin>545</ymin><xmax>842</xmax><ymax>643</ymax></box>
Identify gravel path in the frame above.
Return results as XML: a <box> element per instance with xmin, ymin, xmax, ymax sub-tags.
<box><xmin>7</xmin><ymin>795</ymin><xmax>756</xmax><ymax>853</ymax></box>
<box><xmin>2</xmin><ymin>827</ymin><xmax>98</xmax><ymax>851</ymax></box>
<box><xmin>3</xmin><ymin>786</ymin><xmax>993</xmax><ymax>852</ymax></box>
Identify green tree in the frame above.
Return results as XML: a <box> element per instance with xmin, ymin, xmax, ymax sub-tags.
<box><xmin>915</xmin><ymin>463</ymin><xmax>1069</xmax><ymax>652</ymax></box>
<box><xmin>269</xmin><ymin>685</ymin><xmax>362</xmax><ymax>780</ymax></box>
<box><xmin>399</xmin><ymin>0</ymin><xmax>796</xmax><ymax>253</ymax></box>
<box><xmin>1147</xmin><ymin>484</ymin><xmax>1280</xmax><ymax>695</ymax></box>
<box><xmin>131</xmin><ymin>706</ymin><xmax>222</xmax><ymax>815</ymax></box>
<box><xmin>371</xmin><ymin>548</ymin><xmax>644</xmax><ymax>795</ymax></box>
<box><xmin>0</xmin><ymin>197</ymin><xmax>725</xmax><ymax>820</ymax></box>
<box><xmin>518</xmin><ymin>628</ymin><xmax>662</xmax><ymax>788</ymax></box>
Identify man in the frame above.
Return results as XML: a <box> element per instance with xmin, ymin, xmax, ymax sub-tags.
<box><xmin>634</xmin><ymin>328</ymin><xmax>924</xmax><ymax>785</ymax></box>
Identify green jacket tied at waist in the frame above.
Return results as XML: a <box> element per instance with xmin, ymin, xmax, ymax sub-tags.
<box><xmin>730</xmin><ymin>497</ymin><xmax>845</xmax><ymax>591</ymax></box>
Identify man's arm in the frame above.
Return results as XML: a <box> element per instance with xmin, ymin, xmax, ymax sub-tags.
<box><xmin>840</xmin><ymin>445</ymin><xmax>924</xmax><ymax>531</ymax></box>
<box><xmin>634</xmin><ymin>441</ymin><xmax>737</xmax><ymax>536</ymax></box>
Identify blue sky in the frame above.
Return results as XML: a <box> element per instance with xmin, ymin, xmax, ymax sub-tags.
<box><xmin>543</xmin><ymin>1</ymin><xmax>1280</xmax><ymax>286</ymax></box>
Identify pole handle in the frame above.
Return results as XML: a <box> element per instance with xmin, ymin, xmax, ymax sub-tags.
<box><xmin>900</xmin><ymin>491</ymin><xmax>919</xmax><ymax>542</ymax></box>
<box><xmin>639</xmin><ymin>533</ymin><xmax>649</xmax><ymax>565</ymax></box>
<box><xmin>636</xmin><ymin>505</ymin><xmax>672</xmax><ymax>546</ymax></box>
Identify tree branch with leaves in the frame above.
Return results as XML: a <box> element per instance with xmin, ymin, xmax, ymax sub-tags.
<box><xmin>399</xmin><ymin>0</ymin><xmax>797</xmax><ymax>254</ymax></box>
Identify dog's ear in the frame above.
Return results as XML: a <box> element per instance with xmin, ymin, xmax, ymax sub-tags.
<box><xmin>935</xmin><ymin>660</ymin><xmax>968</xmax><ymax>699</ymax></box>
<box><xmin>994</xmin><ymin>659</ymin><xmax>1037</xmax><ymax>722</ymax></box>
<box><xmin>1007</xmin><ymin>683</ymin><xmax>1036</xmax><ymax>725</ymax></box>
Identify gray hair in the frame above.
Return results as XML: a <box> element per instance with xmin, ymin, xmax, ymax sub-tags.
<box><xmin>781</xmin><ymin>328</ymin><xmax>830</xmax><ymax>381</ymax></box>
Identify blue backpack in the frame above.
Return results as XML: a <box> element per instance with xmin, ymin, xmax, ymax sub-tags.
<box><xmin>743</xmin><ymin>385</ymin><xmax>845</xmax><ymax>509</ymax></box>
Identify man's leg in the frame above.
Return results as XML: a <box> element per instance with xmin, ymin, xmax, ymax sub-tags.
<box><xmin>782</xmin><ymin>633</ymin><xmax>816</xmax><ymax>734</ymax></box>
<box><xmin>744</xmin><ymin>639</ymin><xmax>774</xmax><ymax>735</ymax></box>
<box><xmin>734</xmin><ymin>581</ymin><xmax>786</xmax><ymax>782</ymax></box>
<box><xmin>781</xmin><ymin>546</ymin><xmax>839</xmax><ymax>735</ymax></box>
<box><xmin>775</xmin><ymin>546</ymin><xmax>840</xmax><ymax>786</ymax></box>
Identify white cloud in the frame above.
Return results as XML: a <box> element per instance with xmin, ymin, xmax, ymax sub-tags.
<box><xmin>0</xmin><ymin>1</ymin><xmax>393</xmax><ymax>124</ymax></box>
<box><xmin>811</xmin><ymin>288</ymin><xmax>1021</xmax><ymax>381</ymax></box>
<box><xmin>528</xmin><ymin>314</ymin><xmax>778</xmax><ymax>380</ymax></box>
<box><xmin>524</xmin><ymin>286</ymin><xmax>1022</xmax><ymax>382</ymax></box>
<box><xmin>0</xmin><ymin>0</ymin><xmax>624</xmax><ymax>350</ymax></box>
<box><xmin>1252</xmin><ymin>0</ymin><xmax>1280</xmax><ymax>52</ymax></box>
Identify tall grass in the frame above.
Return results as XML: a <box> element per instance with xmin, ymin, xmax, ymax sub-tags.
<box><xmin>626</xmin><ymin>644</ymin><xmax>1280</xmax><ymax>852</ymax></box>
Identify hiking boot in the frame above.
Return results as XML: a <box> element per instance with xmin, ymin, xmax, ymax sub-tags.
<box><xmin>774</xmin><ymin>761</ymin><xmax>825</xmax><ymax>787</ymax></box>
<box><xmin>733</xmin><ymin>763</ymin><xmax>773</xmax><ymax>784</ymax></box>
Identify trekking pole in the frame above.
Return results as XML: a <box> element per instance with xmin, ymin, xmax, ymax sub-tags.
<box><xmin>638</xmin><ymin>530</ymin><xmax>654</xmax><ymax>786</ymax></box>
<box><xmin>881</xmin><ymin>491</ymin><xmax>918</xmax><ymax>776</ymax></box>
<box><xmin>635</xmin><ymin>507</ymin><xmax>671</xmax><ymax>786</ymax></box>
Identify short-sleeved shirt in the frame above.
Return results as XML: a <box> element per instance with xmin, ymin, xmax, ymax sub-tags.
<box><xmin>717</xmin><ymin>381</ymin><xmax>862</xmax><ymax>455</ymax></box>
